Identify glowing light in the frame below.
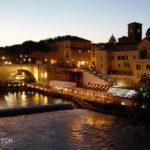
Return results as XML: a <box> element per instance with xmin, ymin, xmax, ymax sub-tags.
<box><xmin>2</xmin><ymin>56</ymin><xmax>5</xmax><ymax>60</ymax></box>
<box><xmin>50</xmin><ymin>59</ymin><xmax>55</xmax><ymax>65</ymax></box>
<box><xmin>4</xmin><ymin>61</ymin><xmax>8</xmax><ymax>64</ymax></box>
<box><xmin>28</xmin><ymin>58</ymin><xmax>31</xmax><ymax>62</ymax></box>
<box><xmin>77</xmin><ymin>61</ymin><xmax>85</xmax><ymax>67</ymax></box>
<box><xmin>21</xmin><ymin>92</ymin><xmax>27</xmax><ymax>101</ymax></box>
<box><xmin>44</xmin><ymin>71</ymin><xmax>48</xmax><ymax>79</ymax></box>
<box><xmin>121</xmin><ymin>102</ymin><xmax>125</xmax><ymax>105</ymax></box>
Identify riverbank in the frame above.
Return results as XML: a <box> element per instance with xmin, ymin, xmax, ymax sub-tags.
<box><xmin>26</xmin><ymin>83</ymin><xmax>150</xmax><ymax>123</ymax></box>
<box><xmin>0</xmin><ymin>84</ymin><xmax>147</xmax><ymax>122</ymax></box>
<box><xmin>0</xmin><ymin>104</ymin><xmax>73</xmax><ymax>118</ymax></box>
<box><xmin>25</xmin><ymin>84</ymin><xmax>138</xmax><ymax>119</ymax></box>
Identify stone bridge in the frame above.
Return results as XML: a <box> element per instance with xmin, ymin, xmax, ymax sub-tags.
<box><xmin>0</xmin><ymin>64</ymin><xmax>83</xmax><ymax>86</ymax></box>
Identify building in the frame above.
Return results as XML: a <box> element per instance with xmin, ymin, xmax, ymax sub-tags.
<box><xmin>95</xmin><ymin>23</ymin><xmax>150</xmax><ymax>88</ymax></box>
<box><xmin>46</xmin><ymin>35</ymin><xmax>92</xmax><ymax>68</ymax></box>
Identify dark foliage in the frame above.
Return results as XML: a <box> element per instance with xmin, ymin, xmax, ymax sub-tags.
<box><xmin>134</xmin><ymin>75</ymin><xmax>150</xmax><ymax>106</ymax></box>
<box><xmin>0</xmin><ymin>40</ymin><xmax>51</xmax><ymax>56</ymax></box>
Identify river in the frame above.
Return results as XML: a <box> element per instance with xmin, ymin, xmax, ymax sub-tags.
<box><xmin>0</xmin><ymin>92</ymin><xmax>150</xmax><ymax>150</ymax></box>
<box><xmin>0</xmin><ymin>91</ymin><xmax>74</xmax><ymax>109</ymax></box>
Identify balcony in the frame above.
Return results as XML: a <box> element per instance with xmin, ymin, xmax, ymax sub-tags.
<box><xmin>108</xmin><ymin>71</ymin><xmax>133</xmax><ymax>76</ymax></box>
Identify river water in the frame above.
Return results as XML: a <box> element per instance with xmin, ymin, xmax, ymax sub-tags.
<box><xmin>0</xmin><ymin>91</ymin><xmax>73</xmax><ymax>109</ymax></box>
<box><xmin>0</xmin><ymin>92</ymin><xmax>150</xmax><ymax>150</ymax></box>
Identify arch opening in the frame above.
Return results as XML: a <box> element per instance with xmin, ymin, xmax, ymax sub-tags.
<box><xmin>7</xmin><ymin>69</ymin><xmax>36</xmax><ymax>85</ymax></box>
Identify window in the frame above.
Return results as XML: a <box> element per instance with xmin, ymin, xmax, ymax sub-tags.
<box><xmin>130</xmin><ymin>29</ymin><xmax>133</xmax><ymax>33</ymax></box>
<box><xmin>133</xmin><ymin>55</ymin><xmax>136</xmax><ymax>59</ymax></box>
<box><xmin>137</xmin><ymin>28</ymin><xmax>141</xmax><ymax>33</ymax></box>
<box><xmin>136</xmin><ymin>64</ymin><xmax>141</xmax><ymax>70</ymax></box>
<box><xmin>125</xmin><ymin>63</ymin><xmax>130</xmax><ymax>68</ymax></box>
<box><xmin>122</xmin><ymin>56</ymin><xmax>125</xmax><ymax>60</ymax></box>
<box><xmin>118</xmin><ymin>56</ymin><xmax>121</xmax><ymax>60</ymax></box>
<box><xmin>146</xmin><ymin>65</ymin><xmax>150</xmax><ymax>70</ymax></box>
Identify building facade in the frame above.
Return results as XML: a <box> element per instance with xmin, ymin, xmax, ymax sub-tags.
<box><xmin>95</xmin><ymin>23</ymin><xmax>150</xmax><ymax>88</ymax></box>
<box><xmin>46</xmin><ymin>36</ymin><xmax>92</xmax><ymax>68</ymax></box>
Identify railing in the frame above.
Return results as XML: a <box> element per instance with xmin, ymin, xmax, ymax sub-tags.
<box><xmin>108</xmin><ymin>71</ymin><xmax>133</xmax><ymax>76</ymax></box>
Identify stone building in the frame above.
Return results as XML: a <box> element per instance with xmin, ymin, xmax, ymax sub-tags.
<box><xmin>46</xmin><ymin>35</ymin><xmax>92</xmax><ymax>68</ymax></box>
<box><xmin>95</xmin><ymin>23</ymin><xmax>150</xmax><ymax>87</ymax></box>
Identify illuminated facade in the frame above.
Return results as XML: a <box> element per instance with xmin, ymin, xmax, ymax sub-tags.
<box><xmin>95</xmin><ymin>23</ymin><xmax>150</xmax><ymax>87</ymax></box>
<box><xmin>46</xmin><ymin>36</ymin><xmax>92</xmax><ymax>68</ymax></box>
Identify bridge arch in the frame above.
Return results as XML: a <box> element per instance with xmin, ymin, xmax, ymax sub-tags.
<box><xmin>15</xmin><ymin>69</ymin><xmax>36</xmax><ymax>83</ymax></box>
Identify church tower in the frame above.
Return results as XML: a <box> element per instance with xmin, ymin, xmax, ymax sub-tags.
<box><xmin>128</xmin><ymin>22</ymin><xmax>142</xmax><ymax>42</ymax></box>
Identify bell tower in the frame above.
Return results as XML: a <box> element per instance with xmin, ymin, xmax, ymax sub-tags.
<box><xmin>128</xmin><ymin>22</ymin><xmax>142</xmax><ymax>42</ymax></box>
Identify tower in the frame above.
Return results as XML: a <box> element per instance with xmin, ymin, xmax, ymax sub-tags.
<box><xmin>109</xmin><ymin>34</ymin><xmax>116</xmax><ymax>44</ymax></box>
<box><xmin>128</xmin><ymin>22</ymin><xmax>142</xmax><ymax>42</ymax></box>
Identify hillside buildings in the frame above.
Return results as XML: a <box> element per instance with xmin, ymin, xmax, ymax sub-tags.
<box><xmin>45</xmin><ymin>22</ymin><xmax>150</xmax><ymax>88</ymax></box>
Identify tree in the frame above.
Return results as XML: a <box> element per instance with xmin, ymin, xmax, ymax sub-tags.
<box><xmin>134</xmin><ymin>75</ymin><xmax>150</xmax><ymax>107</ymax></box>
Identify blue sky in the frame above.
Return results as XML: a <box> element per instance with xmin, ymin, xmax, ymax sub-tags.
<box><xmin>0</xmin><ymin>0</ymin><xmax>150</xmax><ymax>46</ymax></box>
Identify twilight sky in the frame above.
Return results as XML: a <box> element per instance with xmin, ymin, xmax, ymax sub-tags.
<box><xmin>0</xmin><ymin>0</ymin><xmax>150</xmax><ymax>46</ymax></box>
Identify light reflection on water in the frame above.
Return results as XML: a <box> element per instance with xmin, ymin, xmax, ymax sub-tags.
<box><xmin>0</xmin><ymin>91</ymin><xmax>72</xmax><ymax>109</ymax></box>
<box><xmin>0</xmin><ymin>109</ymin><xmax>149</xmax><ymax>150</ymax></box>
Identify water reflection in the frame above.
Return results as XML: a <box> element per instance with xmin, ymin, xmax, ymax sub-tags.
<box><xmin>86</xmin><ymin>115</ymin><xmax>115</xmax><ymax>126</ymax></box>
<box><xmin>0</xmin><ymin>91</ymin><xmax>72</xmax><ymax>109</ymax></box>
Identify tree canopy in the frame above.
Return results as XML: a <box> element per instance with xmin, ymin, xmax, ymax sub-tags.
<box><xmin>0</xmin><ymin>40</ymin><xmax>51</xmax><ymax>56</ymax></box>
<box><xmin>134</xmin><ymin>75</ymin><xmax>150</xmax><ymax>106</ymax></box>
